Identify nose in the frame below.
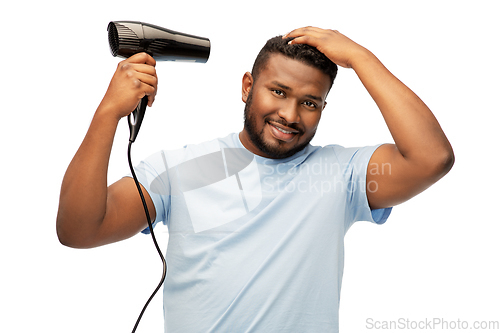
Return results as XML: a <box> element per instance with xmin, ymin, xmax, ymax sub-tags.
<box><xmin>277</xmin><ymin>101</ymin><xmax>300</xmax><ymax>124</ymax></box>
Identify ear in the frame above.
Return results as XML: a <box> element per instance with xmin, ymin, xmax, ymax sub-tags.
<box><xmin>322</xmin><ymin>101</ymin><xmax>327</xmax><ymax>110</ymax></box>
<box><xmin>242</xmin><ymin>72</ymin><xmax>253</xmax><ymax>103</ymax></box>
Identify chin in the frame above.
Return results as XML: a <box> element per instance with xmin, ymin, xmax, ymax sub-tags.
<box><xmin>247</xmin><ymin>123</ymin><xmax>313</xmax><ymax>159</ymax></box>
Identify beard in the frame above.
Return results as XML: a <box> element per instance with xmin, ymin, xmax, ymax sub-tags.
<box><xmin>243</xmin><ymin>89</ymin><xmax>316</xmax><ymax>159</ymax></box>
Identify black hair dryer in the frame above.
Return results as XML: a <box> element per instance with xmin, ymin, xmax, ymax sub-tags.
<box><xmin>107</xmin><ymin>21</ymin><xmax>210</xmax><ymax>142</ymax></box>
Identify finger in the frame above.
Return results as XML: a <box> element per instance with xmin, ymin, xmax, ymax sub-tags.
<box><xmin>287</xmin><ymin>35</ymin><xmax>317</xmax><ymax>47</ymax></box>
<box><xmin>118</xmin><ymin>63</ymin><xmax>157</xmax><ymax>88</ymax></box>
<box><xmin>130</xmin><ymin>63</ymin><xmax>157</xmax><ymax>76</ymax></box>
<box><xmin>131</xmin><ymin>80</ymin><xmax>156</xmax><ymax>107</ymax></box>
<box><xmin>126</xmin><ymin>52</ymin><xmax>157</xmax><ymax>67</ymax></box>
<box><xmin>284</xmin><ymin>26</ymin><xmax>324</xmax><ymax>39</ymax></box>
<box><xmin>135</xmin><ymin>73</ymin><xmax>158</xmax><ymax>107</ymax></box>
<box><xmin>124</xmin><ymin>72</ymin><xmax>157</xmax><ymax>107</ymax></box>
<box><xmin>119</xmin><ymin>64</ymin><xmax>157</xmax><ymax>93</ymax></box>
<box><xmin>143</xmin><ymin>84</ymin><xmax>156</xmax><ymax>107</ymax></box>
<box><xmin>284</xmin><ymin>27</ymin><xmax>327</xmax><ymax>48</ymax></box>
<box><xmin>117</xmin><ymin>62</ymin><xmax>157</xmax><ymax>85</ymax></box>
<box><xmin>135</xmin><ymin>72</ymin><xmax>158</xmax><ymax>90</ymax></box>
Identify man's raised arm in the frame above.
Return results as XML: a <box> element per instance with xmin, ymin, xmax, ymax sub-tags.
<box><xmin>285</xmin><ymin>27</ymin><xmax>454</xmax><ymax>209</ymax></box>
<box><xmin>56</xmin><ymin>53</ymin><xmax>158</xmax><ymax>248</ymax></box>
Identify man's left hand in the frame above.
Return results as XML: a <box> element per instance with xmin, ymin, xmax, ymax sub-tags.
<box><xmin>284</xmin><ymin>27</ymin><xmax>370</xmax><ymax>69</ymax></box>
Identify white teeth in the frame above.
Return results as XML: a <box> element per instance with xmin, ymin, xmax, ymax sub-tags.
<box><xmin>274</xmin><ymin>125</ymin><xmax>292</xmax><ymax>134</ymax></box>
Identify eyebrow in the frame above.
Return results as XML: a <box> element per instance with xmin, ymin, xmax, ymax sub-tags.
<box><xmin>271</xmin><ymin>81</ymin><xmax>324</xmax><ymax>102</ymax></box>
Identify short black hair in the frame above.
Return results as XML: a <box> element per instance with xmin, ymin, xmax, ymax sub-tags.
<box><xmin>251</xmin><ymin>36</ymin><xmax>338</xmax><ymax>89</ymax></box>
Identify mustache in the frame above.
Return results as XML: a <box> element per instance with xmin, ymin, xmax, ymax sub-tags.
<box><xmin>266</xmin><ymin>118</ymin><xmax>303</xmax><ymax>134</ymax></box>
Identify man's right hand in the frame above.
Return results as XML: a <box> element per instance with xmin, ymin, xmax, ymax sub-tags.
<box><xmin>99</xmin><ymin>52</ymin><xmax>158</xmax><ymax>121</ymax></box>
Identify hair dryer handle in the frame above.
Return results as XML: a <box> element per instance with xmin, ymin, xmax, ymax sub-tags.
<box><xmin>128</xmin><ymin>96</ymin><xmax>148</xmax><ymax>142</ymax></box>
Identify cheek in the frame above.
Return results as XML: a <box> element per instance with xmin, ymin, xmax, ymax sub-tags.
<box><xmin>252</xmin><ymin>88</ymin><xmax>281</xmax><ymax>112</ymax></box>
<box><xmin>302</xmin><ymin>112</ymin><xmax>322</xmax><ymax>133</ymax></box>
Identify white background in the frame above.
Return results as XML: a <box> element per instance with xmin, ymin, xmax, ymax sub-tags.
<box><xmin>1</xmin><ymin>0</ymin><xmax>499</xmax><ymax>332</ymax></box>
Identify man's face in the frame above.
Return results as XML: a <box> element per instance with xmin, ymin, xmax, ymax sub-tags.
<box><xmin>240</xmin><ymin>54</ymin><xmax>331</xmax><ymax>159</ymax></box>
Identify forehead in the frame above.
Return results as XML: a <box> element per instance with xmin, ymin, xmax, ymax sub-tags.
<box><xmin>256</xmin><ymin>53</ymin><xmax>331</xmax><ymax>98</ymax></box>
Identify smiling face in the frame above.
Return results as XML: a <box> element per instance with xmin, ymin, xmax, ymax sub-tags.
<box><xmin>240</xmin><ymin>53</ymin><xmax>331</xmax><ymax>159</ymax></box>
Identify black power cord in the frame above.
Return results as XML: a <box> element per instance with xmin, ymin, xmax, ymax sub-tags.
<box><xmin>127</xmin><ymin>140</ymin><xmax>167</xmax><ymax>332</ymax></box>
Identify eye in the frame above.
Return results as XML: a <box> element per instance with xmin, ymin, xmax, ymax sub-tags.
<box><xmin>271</xmin><ymin>89</ymin><xmax>285</xmax><ymax>97</ymax></box>
<box><xmin>303</xmin><ymin>100</ymin><xmax>318</xmax><ymax>109</ymax></box>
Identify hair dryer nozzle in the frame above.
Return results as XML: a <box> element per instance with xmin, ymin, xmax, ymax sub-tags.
<box><xmin>107</xmin><ymin>21</ymin><xmax>210</xmax><ymax>62</ymax></box>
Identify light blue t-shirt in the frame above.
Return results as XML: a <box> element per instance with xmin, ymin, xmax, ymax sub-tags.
<box><xmin>132</xmin><ymin>133</ymin><xmax>391</xmax><ymax>332</ymax></box>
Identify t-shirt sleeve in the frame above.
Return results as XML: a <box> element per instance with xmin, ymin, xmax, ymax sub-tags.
<box><xmin>330</xmin><ymin>144</ymin><xmax>392</xmax><ymax>227</ymax></box>
<box><xmin>126</xmin><ymin>150</ymin><xmax>171</xmax><ymax>234</ymax></box>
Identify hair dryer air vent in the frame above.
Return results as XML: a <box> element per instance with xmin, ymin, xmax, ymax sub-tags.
<box><xmin>108</xmin><ymin>22</ymin><xmax>142</xmax><ymax>57</ymax></box>
<box><xmin>108</xmin><ymin>23</ymin><xmax>119</xmax><ymax>56</ymax></box>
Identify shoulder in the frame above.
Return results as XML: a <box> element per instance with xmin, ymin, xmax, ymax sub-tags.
<box><xmin>311</xmin><ymin>143</ymin><xmax>382</xmax><ymax>164</ymax></box>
